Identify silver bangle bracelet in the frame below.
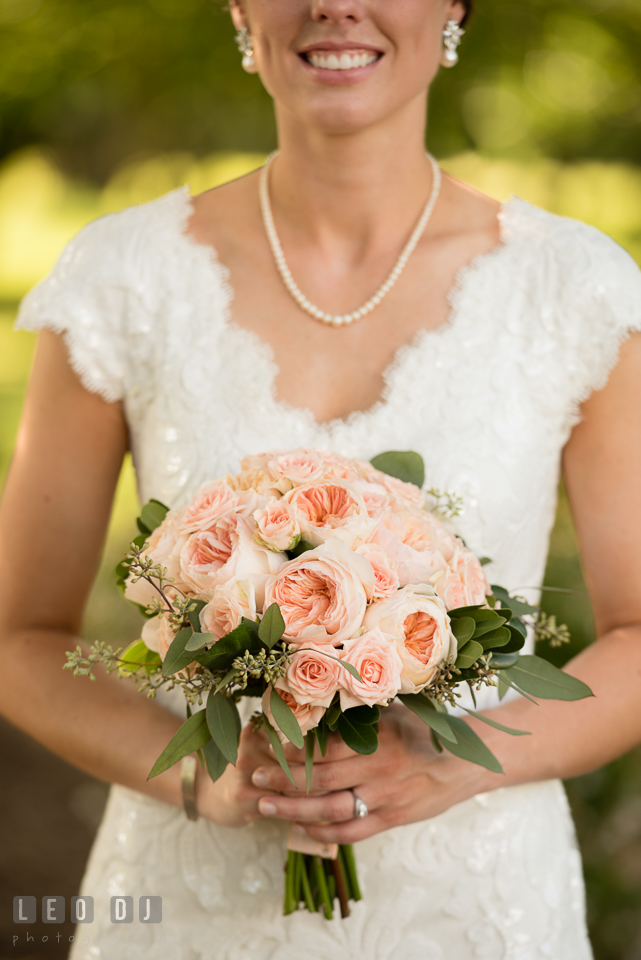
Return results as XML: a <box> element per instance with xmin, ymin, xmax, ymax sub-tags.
<box><xmin>180</xmin><ymin>755</ymin><xmax>199</xmax><ymax>821</ymax></box>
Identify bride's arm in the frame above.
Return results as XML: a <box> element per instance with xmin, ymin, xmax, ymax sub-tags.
<box><xmin>251</xmin><ymin>332</ymin><xmax>641</xmax><ymax>843</ymax></box>
<box><xmin>0</xmin><ymin>331</ymin><xmax>271</xmax><ymax>826</ymax></box>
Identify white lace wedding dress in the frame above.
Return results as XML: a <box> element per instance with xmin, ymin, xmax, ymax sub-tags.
<box><xmin>17</xmin><ymin>186</ymin><xmax>641</xmax><ymax>960</ymax></box>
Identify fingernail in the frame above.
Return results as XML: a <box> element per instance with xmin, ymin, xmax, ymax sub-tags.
<box><xmin>252</xmin><ymin>770</ymin><xmax>270</xmax><ymax>788</ymax></box>
<box><xmin>259</xmin><ymin>799</ymin><xmax>277</xmax><ymax>816</ymax></box>
<box><xmin>290</xmin><ymin>823</ymin><xmax>308</xmax><ymax>837</ymax></box>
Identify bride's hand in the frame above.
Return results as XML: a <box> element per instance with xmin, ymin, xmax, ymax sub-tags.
<box><xmin>196</xmin><ymin>725</ymin><xmax>280</xmax><ymax>828</ymax></box>
<box><xmin>250</xmin><ymin>704</ymin><xmax>487</xmax><ymax>843</ymax></box>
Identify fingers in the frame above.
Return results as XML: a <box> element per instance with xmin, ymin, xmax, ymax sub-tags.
<box><xmin>252</xmin><ymin>753</ymin><xmax>376</xmax><ymax>795</ymax></box>
<box><xmin>281</xmin><ymin>732</ymin><xmax>355</xmax><ymax>764</ymax></box>
<box><xmin>300</xmin><ymin>813</ymin><xmax>386</xmax><ymax>845</ymax></box>
<box><xmin>257</xmin><ymin>788</ymin><xmax>356</xmax><ymax>823</ymax></box>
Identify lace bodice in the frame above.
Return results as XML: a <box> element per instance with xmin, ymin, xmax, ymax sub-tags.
<box><xmin>18</xmin><ymin>189</ymin><xmax>641</xmax><ymax>645</ymax></box>
<box><xmin>16</xmin><ymin>188</ymin><xmax>641</xmax><ymax>960</ymax></box>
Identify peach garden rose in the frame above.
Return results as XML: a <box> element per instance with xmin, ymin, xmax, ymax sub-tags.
<box><xmin>264</xmin><ymin>538</ymin><xmax>375</xmax><ymax>646</ymax></box>
<box><xmin>363</xmin><ymin>584</ymin><xmax>457</xmax><ymax>693</ymax></box>
<box><xmin>339</xmin><ymin>627</ymin><xmax>404</xmax><ymax>709</ymax></box>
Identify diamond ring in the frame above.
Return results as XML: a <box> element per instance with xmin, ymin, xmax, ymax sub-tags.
<box><xmin>352</xmin><ymin>791</ymin><xmax>369</xmax><ymax>819</ymax></box>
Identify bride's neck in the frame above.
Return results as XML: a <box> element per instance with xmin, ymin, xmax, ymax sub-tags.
<box><xmin>270</xmin><ymin>99</ymin><xmax>434</xmax><ymax>260</ymax></box>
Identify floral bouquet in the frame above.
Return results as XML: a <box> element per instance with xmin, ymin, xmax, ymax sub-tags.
<box><xmin>66</xmin><ymin>449</ymin><xmax>591</xmax><ymax>920</ymax></box>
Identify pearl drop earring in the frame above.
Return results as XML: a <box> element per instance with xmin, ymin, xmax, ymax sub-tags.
<box><xmin>441</xmin><ymin>18</ymin><xmax>465</xmax><ymax>68</ymax></box>
<box><xmin>235</xmin><ymin>24</ymin><xmax>257</xmax><ymax>74</ymax></box>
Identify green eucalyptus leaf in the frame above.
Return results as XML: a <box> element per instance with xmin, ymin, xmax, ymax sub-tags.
<box><xmin>119</xmin><ymin>639</ymin><xmax>162</xmax><ymax>675</ymax></box>
<box><xmin>162</xmin><ymin>628</ymin><xmax>195</xmax><ymax>676</ymax></box>
<box><xmin>337</xmin><ymin>714</ymin><xmax>379</xmax><ymax>755</ymax></box>
<box><xmin>270</xmin><ymin>687</ymin><xmax>304</xmax><ymax>748</ymax></box>
<box><xmin>398</xmin><ymin>694</ymin><xmax>458</xmax><ymax>743</ymax></box>
<box><xmin>448</xmin><ymin>604</ymin><xmax>485</xmax><ymax>617</ymax></box>
<box><xmin>148</xmin><ymin>710</ymin><xmax>210</xmax><ymax>779</ymax></box>
<box><xmin>442</xmin><ymin>716</ymin><xmax>503</xmax><ymax>773</ymax></box>
<box><xmin>259</xmin><ymin>603</ymin><xmax>286</xmax><ymax>649</ymax></box>
<box><xmin>185</xmin><ymin>631</ymin><xmax>216</xmax><ymax>653</ymax></box>
<box><xmin>461</xmin><ymin>707</ymin><xmax>530</xmax><ymax>736</ymax></box>
<box><xmin>498</xmin><ymin>675</ymin><xmax>510</xmax><ymax>700</ymax></box>
<box><xmin>206</xmin><ymin>691</ymin><xmax>241</xmax><ymax>765</ymax></box>
<box><xmin>370</xmin><ymin>450</ymin><xmax>425</xmax><ymax>489</ymax></box>
<box><xmin>479</xmin><ymin>626</ymin><xmax>511</xmax><ymax>651</ymax></box>
<box><xmin>471</xmin><ymin>611</ymin><xmax>506</xmax><ymax>637</ymax></box>
<box><xmin>489</xmin><ymin>651</ymin><xmax>520</xmax><ymax>669</ymax></box>
<box><xmin>305</xmin><ymin>732</ymin><xmax>315</xmax><ymax>793</ymax></box>
<box><xmin>505</xmin><ymin>655</ymin><xmax>593</xmax><ymax>701</ymax></box>
<box><xmin>455</xmin><ymin>639</ymin><xmax>484</xmax><ymax>669</ymax></box>
<box><xmin>315</xmin><ymin>720</ymin><xmax>329</xmax><ymax>757</ymax></box>
<box><xmin>263</xmin><ymin>717</ymin><xmax>296</xmax><ymax>787</ymax></box>
<box><xmin>196</xmin><ymin>634</ymin><xmax>243</xmax><ymax>671</ymax></box>
<box><xmin>187</xmin><ymin>599</ymin><xmax>208</xmax><ymax>633</ymax></box>
<box><xmin>343</xmin><ymin>705</ymin><xmax>380</xmax><ymax>726</ymax></box>
<box><xmin>287</xmin><ymin>540</ymin><xmax>316</xmax><ymax>559</ymax></box>
<box><xmin>140</xmin><ymin>499</ymin><xmax>170</xmax><ymax>534</ymax></box>
<box><xmin>509</xmin><ymin>618</ymin><xmax>527</xmax><ymax>638</ymax></box>
<box><xmin>490</xmin><ymin>585</ymin><xmax>538</xmax><ymax>616</ymax></box>
<box><xmin>202</xmin><ymin>738</ymin><xmax>229</xmax><ymax>782</ymax></box>
<box><xmin>451</xmin><ymin>616</ymin><xmax>475</xmax><ymax>647</ymax></box>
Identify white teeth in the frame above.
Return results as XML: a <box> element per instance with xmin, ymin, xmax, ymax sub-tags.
<box><xmin>307</xmin><ymin>51</ymin><xmax>378</xmax><ymax>71</ymax></box>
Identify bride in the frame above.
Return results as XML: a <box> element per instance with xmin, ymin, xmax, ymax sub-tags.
<box><xmin>3</xmin><ymin>0</ymin><xmax>641</xmax><ymax>957</ymax></box>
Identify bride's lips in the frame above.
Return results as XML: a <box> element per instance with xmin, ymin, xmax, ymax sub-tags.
<box><xmin>297</xmin><ymin>41</ymin><xmax>384</xmax><ymax>85</ymax></box>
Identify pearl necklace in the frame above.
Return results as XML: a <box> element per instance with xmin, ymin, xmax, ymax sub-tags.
<box><xmin>259</xmin><ymin>152</ymin><xmax>442</xmax><ymax>327</ymax></box>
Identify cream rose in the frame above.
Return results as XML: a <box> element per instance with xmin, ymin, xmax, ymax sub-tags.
<box><xmin>254</xmin><ymin>498</ymin><xmax>301</xmax><ymax>552</ymax></box>
<box><xmin>264</xmin><ymin>538</ymin><xmax>375</xmax><ymax>647</ymax></box>
<box><xmin>356</xmin><ymin>543</ymin><xmax>400</xmax><ymax>599</ymax></box>
<box><xmin>371</xmin><ymin>518</ymin><xmax>448</xmax><ymax>589</ymax></box>
<box><xmin>339</xmin><ymin>627</ymin><xmax>403</xmax><ymax>709</ymax></box>
<box><xmin>177</xmin><ymin>482</ymin><xmax>240</xmax><ymax>534</ymax></box>
<box><xmin>280</xmin><ymin>643</ymin><xmax>343</xmax><ymax>708</ymax></box>
<box><xmin>351</xmin><ymin>479</ymin><xmax>391</xmax><ymax>520</ymax></box>
<box><xmin>141</xmin><ymin>614</ymin><xmax>176</xmax><ymax>658</ymax></box>
<box><xmin>355</xmin><ymin>461</ymin><xmax>425</xmax><ymax>507</ymax></box>
<box><xmin>180</xmin><ymin>515</ymin><xmax>285</xmax><ymax>604</ymax></box>
<box><xmin>363</xmin><ymin>584</ymin><xmax>457</xmax><ymax>693</ymax></box>
<box><xmin>124</xmin><ymin>514</ymin><xmax>187</xmax><ymax>608</ymax></box>
<box><xmin>431</xmin><ymin>547</ymin><xmax>490</xmax><ymax>610</ymax></box>
<box><xmin>283</xmin><ymin>479</ymin><xmax>377</xmax><ymax>549</ymax></box>
<box><xmin>199</xmin><ymin>578</ymin><xmax>257</xmax><ymax>641</ymax></box>
<box><xmin>262</xmin><ymin>685</ymin><xmax>325</xmax><ymax>741</ymax></box>
<box><xmin>267</xmin><ymin>449</ymin><xmax>328</xmax><ymax>487</ymax></box>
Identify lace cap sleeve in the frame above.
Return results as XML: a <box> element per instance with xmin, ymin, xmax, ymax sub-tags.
<box><xmin>560</xmin><ymin>222</ymin><xmax>641</xmax><ymax>419</ymax></box>
<box><xmin>15</xmin><ymin>213</ymin><xmax>130</xmax><ymax>403</ymax></box>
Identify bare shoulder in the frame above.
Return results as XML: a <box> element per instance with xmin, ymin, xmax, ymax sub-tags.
<box><xmin>187</xmin><ymin>169</ymin><xmax>263</xmax><ymax>256</ymax></box>
<box><xmin>427</xmin><ymin>171</ymin><xmax>503</xmax><ymax>259</ymax></box>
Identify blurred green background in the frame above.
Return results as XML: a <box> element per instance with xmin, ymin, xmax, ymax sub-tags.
<box><xmin>0</xmin><ymin>0</ymin><xmax>640</xmax><ymax>956</ymax></box>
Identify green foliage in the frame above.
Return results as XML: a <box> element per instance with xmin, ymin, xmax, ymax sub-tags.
<box><xmin>337</xmin><ymin>712</ymin><xmax>379</xmax><ymax>755</ymax></box>
<box><xmin>161</xmin><ymin>627</ymin><xmax>194</xmax><ymax>676</ymax></box>
<box><xmin>505</xmin><ymin>654</ymin><xmax>593</xmax><ymax>701</ymax></box>
<box><xmin>270</xmin><ymin>686</ymin><xmax>304</xmax><ymax>749</ymax></box>
<box><xmin>148</xmin><ymin>709</ymin><xmax>210</xmax><ymax>779</ymax></box>
<box><xmin>370</xmin><ymin>450</ymin><xmax>425</xmax><ymax>489</ymax></box>
<box><xmin>202</xmin><ymin>737</ymin><xmax>228</xmax><ymax>783</ymax></box>
<box><xmin>263</xmin><ymin>716</ymin><xmax>296</xmax><ymax>787</ymax></box>
<box><xmin>398</xmin><ymin>693</ymin><xmax>458</xmax><ymax>743</ymax></box>
<box><xmin>441</xmin><ymin>716</ymin><xmax>503</xmax><ymax>774</ymax></box>
<box><xmin>206</xmin><ymin>690</ymin><xmax>240</xmax><ymax>765</ymax></box>
<box><xmin>259</xmin><ymin>602</ymin><xmax>286</xmax><ymax>649</ymax></box>
<box><xmin>118</xmin><ymin>638</ymin><xmax>161</xmax><ymax>675</ymax></box>
<box><xmin>138</xmin><ymin>499</ymin><xmax>169</xmax><ymax>534</ymax></box>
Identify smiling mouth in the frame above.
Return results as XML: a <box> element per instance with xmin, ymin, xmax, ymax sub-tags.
<box><xmin>301</xmin><ymin>50</ymin><xmax>382</xmax><ymax>71</ymax></box>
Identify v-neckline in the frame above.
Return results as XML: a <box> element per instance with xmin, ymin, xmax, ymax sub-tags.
<box><xmin>173</xmin><ymin>188</ymin><xmax>520</xmax><ymax>433</ymax></box>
